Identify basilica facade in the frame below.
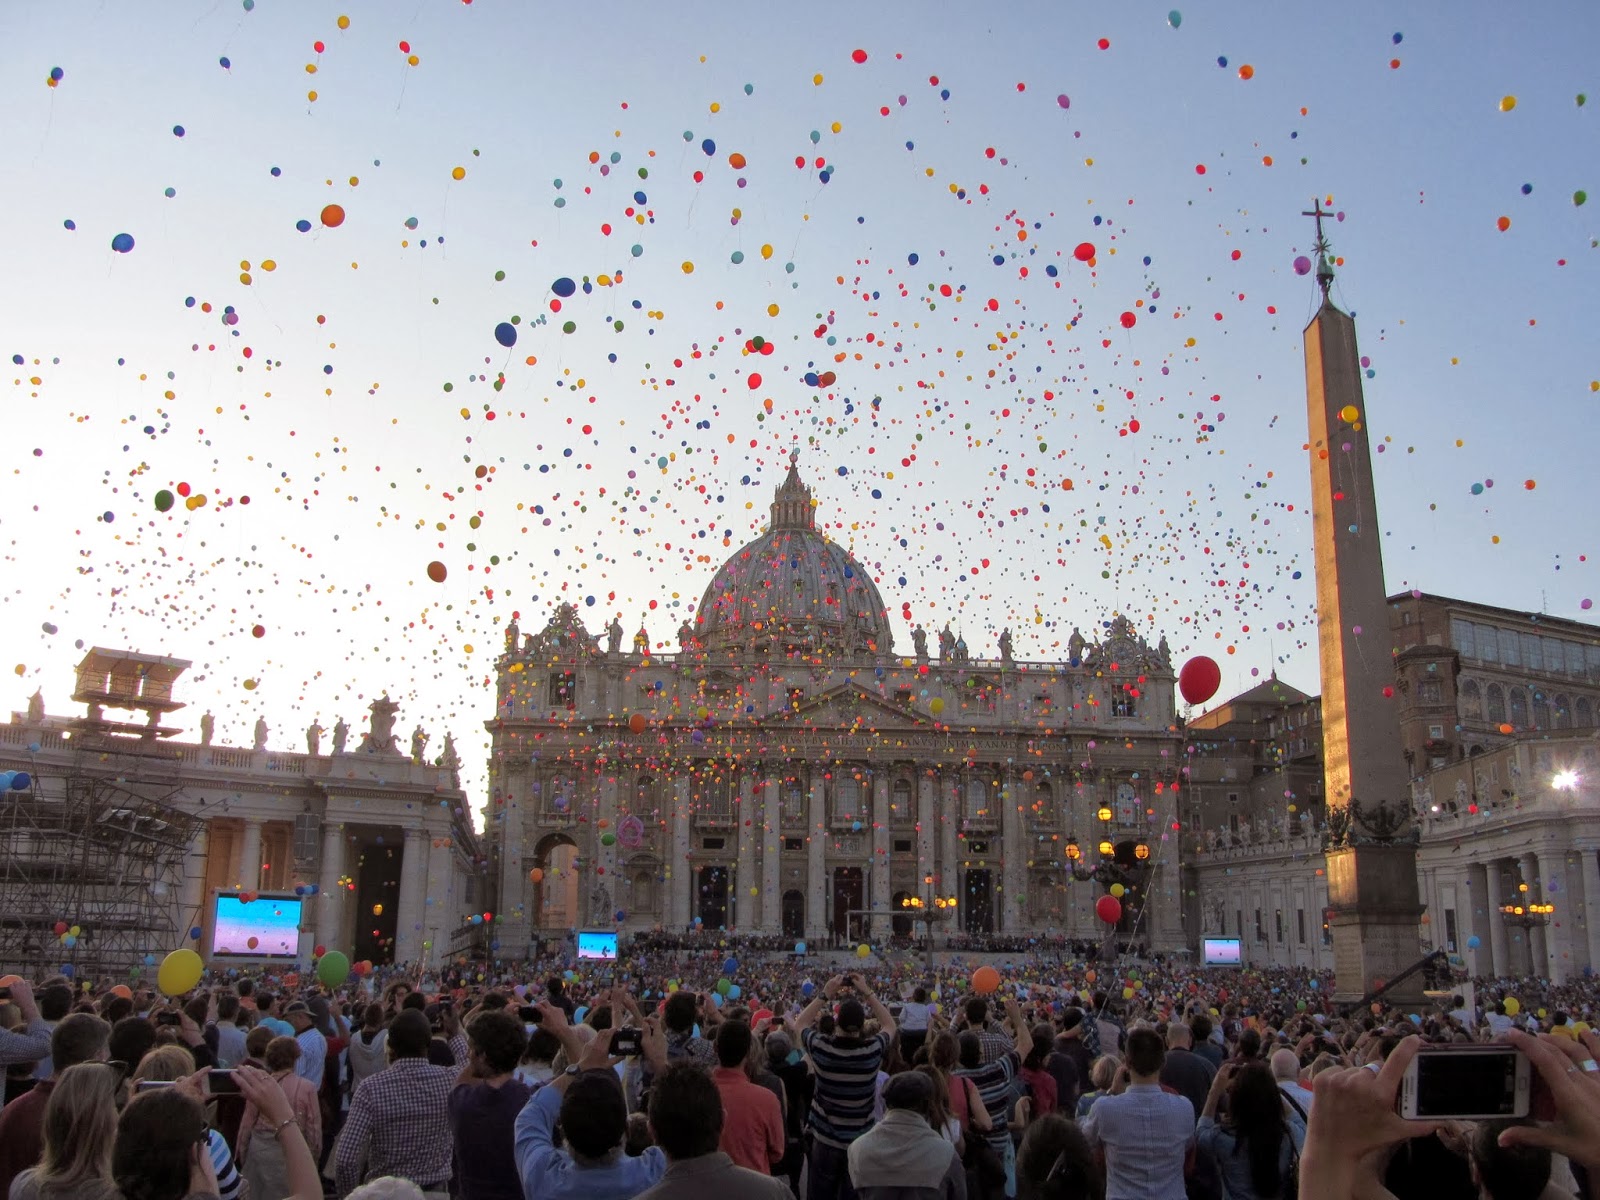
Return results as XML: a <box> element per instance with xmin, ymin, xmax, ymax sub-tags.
<box><xmin>483</xmin><ymin>456</ymin><xmax>1188</xmax><ymax>956</ymax></box>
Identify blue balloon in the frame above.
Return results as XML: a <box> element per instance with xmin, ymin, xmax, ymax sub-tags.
<box><xmin>60</xmin><ymin>963</ymin><xmax>74</xmax><ymax>977</ymax></box>
<box><xmin>10</xmin><ymin>772</ymin><xmax>31</xmax><ymax>791</ymax></box>
<box><xmin>724</xmin><ymin>958</ymin><xmax>739</xmax><ymax>975</ymax></box>
<box><xmin>551</xmin><ymin>277</ymin><xmax>577</xmax><ymax>298</ymax></box>
<box><xmin>111</xmin><ymin>233</ymin><xmax>135</xmax><ymax>253</ymax></box>
<box><xmin>1467</xmin><ymin>935</ymin><xmax>1482</xmax><ymax>950</ymax></box>
<box><xmin>50</xmin><ymin>67</ymin><xmax>64</xmax><ymax>82</ymax></box>
<box><xmin>800</xmin><ymin>980</ymin><xmax>815</xmax><ymax>997</ymax></box>
<box><xmin>728</xmin><ymin>984</ymin><xmax>742</xmax><ymax>1000</ymax></box>
<box><xmin>494</xmin><ymin>322</ymin><xmax>518</xmax><ymax>348</ymax></box>
<box><xmin>0</xmin><ymin>772</ymin><xmax>12</xmax><ymax>790</ymax></box>
<box><xmin>189</xmin><ymin>926</ymin><xmax>202</xmax><ymax>940</ymax></box>
<box><xmin>794</xmin><ymin>941</ymin><xmax>807</xmax><ymax>954</ymax></box>
<box><xmin>296</xmin><ymin>219</ymin><xmax>312</xmax><ymax>233</ymax></box>
<box><xmin>701</xmin><ymin>138</ymin><xmax>716</xmax><ymax>156</ymax></box>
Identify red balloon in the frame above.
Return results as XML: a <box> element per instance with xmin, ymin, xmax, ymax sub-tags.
<box><xmin>1074</xmin><ymin>241</ymin><xmax>1096</xmax><ymax>262</ymax></box>
<box><xmin>314</xmin><ymin>944</ymin><xmax>326</xmax><ymax>957</ymax></box>
<box><xmin>1119</xmin><ymin>311</ymin><xmax>1137</xmax><ymax>329</ymax></box>
<box><xmin>1095</xmin><ymin>895</ymin><xmax>1122</xmax><ymax>925</ymax></box>
<box><xmin>1178</xmin><ymin>655</ymin><xmax>1222</xmax><ymax>706</ymax></box>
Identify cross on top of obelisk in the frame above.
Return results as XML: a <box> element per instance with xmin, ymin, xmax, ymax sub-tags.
<box><xmin>1301</xmin><ymin>199</ymin><xmax>1337</xmax><ymax>300</ymax></box>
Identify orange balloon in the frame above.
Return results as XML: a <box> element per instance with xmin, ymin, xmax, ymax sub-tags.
<box><xmin>426</xmin><ymin>561</ymin><xmax>447</xmax><ymax>583</ymax></box>
<box><xmin>110</xmin><ymin>984</ymin><xmax>133</xmax><ymax>999</ymax></box>
<box><xmin>972</xmin><ymin>966</ymin><xmax>1000</xmax><ymax>995</ymax></box>
<box><xmin>320</xmin><ymin>203</ymin><xmax>346</xmax><ymax>228</ymax></box>
<box><xmin>628</xmin><ymin>713</ymin><xmax>646</xmax><ymax>734</ymax></box>
<box><xmin>529</xmin><ymin>867</ymin><xmax>544</xmax><ymax>883</ymax></box>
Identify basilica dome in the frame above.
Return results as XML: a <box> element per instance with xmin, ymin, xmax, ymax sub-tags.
<box><xmin>693</xmin><ymin>453</ymin><xmax>894</xmax><ymax>659</ymax></box>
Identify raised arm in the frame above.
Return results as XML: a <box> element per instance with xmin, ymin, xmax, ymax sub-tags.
<box><xmin>1004</xmin><ymin>996</ymin><xmax>1032</xmax><ymax>1061</ymax></box>
<box><xmin>793</xmin><ymin>975</ymin><xmax>845</xmax><ymax>1034</ymax></box>
<box><xmin>855</xmin><ymin>976</ymin><xmax>896</xmax><ymax>1038</ymax></box>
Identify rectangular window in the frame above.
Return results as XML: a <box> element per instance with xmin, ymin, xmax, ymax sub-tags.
<box><xmin>1478</xmin><ymin>626</ymin><xmax>1499</xmax><ymax>662</ymax></box>
<box><xmin>1274</xmin><ymin>910</ymin><xmax>1284</xmax><ymax>943</ymax></box>
<box><xmin>1502</xmin><ymin>630</ymin><xmax>1521</xmax><ymax>667</ymax></box>
<box><xmin>968</xmin><ymin>840</ymin><xmax>990</xmax><ymax>855</ymax></box>
<box><xmin>1228</xmin><ymin>813</ymin><xmax>1240</xmax><ymax>837</ymax></box>
<box><xmin>1566</xmin><ymin>643</ymin><xmax>1587</xmax><ymax>677</ymax></box>
<box><xmin>784</xmin><ymin>836</ymin><xmax>803</xmax><ymax>852</ymax></box>
<box><xmin>1419</xmin><ymin>681</ymin><xmax>1442</xmax><ymax>704</ymax></box>
<box><xmin>548</xmin><ymin>672</ymin><xmax>576</xmax><ymax>708</ymax></box>
<box><xmin>1255</xmin><ymin>909</ymin><xmax>1265</xmax><ymax>943</ymax></box>
<box><xmin>1297</xmin><ymin>909</ymin><xmax>1307</xmax><ymax>945</ymax></box>
<box><xmin>895</xmin><ymin>688</ymin><xmax>914</xmax><ymax>706</ymax></box>
<box><xmin>701</xmin><ymin>837</ymin><xmax>726</xmax><ymax>851</ymax></box>
<box><xmin>1452</xmin><ymin>618</ymin><xmax>1477</xmax><ymax>658</ymax></box>
<box><xmin>1544</xmin><ymin>637</ymin><xmax>1565</xmax><ymax>674</ymax></box>
<box><xmin>1444</xmin><ymin>908</ymin><xmax>1459</xmax><ymax>953</ymax></box>
<box><xmin>1235</xmin><ymin>910</ymin><xmax>1243</xmax><ymax>939</ymax></box>
<box><xmin>1524</xmin><ymin>633</ymin><xmax>1544</xmax><ymax>671</ymax></box>
<box><xmin>892</xmin><ymin>838</ymin><xmax>913</xmax><ymax>854</ymax></box>
<box><xmin>781</xmin><ymin>782</ymin><xmax>806</xmax><ymax>825</ymax></box>
<box><xmin>1588</xmin><ymin>646</ymin><xmax>1600</xmax><ymax>681</ymax></box>
<box><xmin>1429</xmin><ymin>724</ymin><xmax>1445</xmax><ymax>739</ymax></box>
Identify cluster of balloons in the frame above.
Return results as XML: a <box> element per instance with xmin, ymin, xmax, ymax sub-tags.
<box><xmin>51</xmin><ymin>920</ymin><xmax>82</xmax><ymax>949</ymax></box>
<box><xmin>0</xmin><ymin>771</ymin><xmax>32</xmax><ymax>791</ymax></box>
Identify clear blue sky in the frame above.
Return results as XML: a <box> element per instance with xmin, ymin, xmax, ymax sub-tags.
<box><xmin>2</xmin><ymin>1</ymin><xmax>1595</xmax><ymax>812</ymax></box>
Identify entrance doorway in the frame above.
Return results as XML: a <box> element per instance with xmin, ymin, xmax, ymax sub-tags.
<box><xmin>697</xmin><ymin>865</ymin><xmax>729</xmax><ymax>930</ymax></box>
<box><xmin>891</xmin><ymin>890</ymin><xmax>913</xmax><ymax>937</ymax></box>
<box><xmin>782</xmin><ymin>890</ymin><xmax>806</xmax><ymax>940</ymax></box>
<box><xmin>964</xmin><ymin>869</ymin><xmax>995</xmax><ymax>934</ymax></box>
<box><xmin>832</xmin><ymin>867</ymin><xmax>864</xmax><ymax>941</ymax></box>
<box><xmin>531</xmin><ymin>834</ymin><xmax>581</xmax><ymax>930</ymax></box>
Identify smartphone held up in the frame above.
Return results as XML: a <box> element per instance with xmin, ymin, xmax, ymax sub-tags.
<box><xmin>1399</xmin><ymin>1046</ymin><xmax>1531</xmax><ymax>1120</ymax></box>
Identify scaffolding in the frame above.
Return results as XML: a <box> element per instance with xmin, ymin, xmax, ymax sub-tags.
<box><xmin>0</xmin><ymin>767</ymin><xmax>201</xmax><ymax>979</ymax></box>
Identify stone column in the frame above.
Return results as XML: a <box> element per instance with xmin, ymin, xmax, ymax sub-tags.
<box><xmin>395</xmin><ymin>828</ymin><xmax>427</xmax><ymax>964</ymax></box>
<box><xmin>738</xmin><ymin>773</ymin><xmax>757</xmax><ymax>932</ymax></box>
<box><xmin>497</xmin><ymin>767</ymin><xmax>528</xmax><ymax>949</ymax></box>
<box><xmin>423</xmin><ymin>825</ymin><xmax>448</xmax><ymax>966</ymax></box>
<box><xmin>870</xmin><ymin>772</ymin><xmax>891</xmax><ymax>938</ymax></box>
<box><xmin>238</xmin><ymin>819</ymin><xmax>263</xmax><ymax>891</ymax></box>
<box><xmin>1520</xmin><ymin>853</ymin><xmax>1548</xmax><ymax>977</ymax></box>
<box><xmin>178</xmin><ymin>824</ymin><xmax>210</xmax><ymax>946</ymax></box>
<box><xmin>916</xmin><ymin>773</ymin><xmax>935</xmax><ymax>900</ymax></box>
<box><xmin>1574</xmin><ymin>851</ymin><xmax>1600</xmax><ymax>979</ymax></box>
<box><xmin>670</xmin><ymin>776</ymin><xmax>692</xmax><ymax>930</ymax></box>
<box><xmin>940</xmin><ymin>773</ymin><xmax>959</xmax><ymax>930</ymax></box>
<box><xmin>597</xmin><ymin>775</ymin><xmax>620</xmax><ymax>911</ymax></box>
<box><xmin>808</xmin><ymin>771</ymin><xmax>828</xmax><ymax>941</ymax></box>
<box><xmin>317</xmin><ymin>819</ymin><xmax>345</xmax><ymax>952</ymax></box>
<box><xmin>1536</xmin><ymin>850</ymin><xmax>1568</xmax><ymax>983</ymax></box>
<box><xmin>1484</xmin><ymin>860</ymin><xmax>1510</xmax><ymax>978</ymax></box>
<box><xmin>1001</xmin><ymin>768</ymin><xmax>1025</xmax><ymax>932</ymax></box>
<box><xmin>1466</xmin><ymin>862</ymin><xmax>1491</xmax><ymax>977</ymax></box>
<box><xmin>761</xmin><ymin>774</ymin><xmax>782</xmax><ymax>934</ymax></box>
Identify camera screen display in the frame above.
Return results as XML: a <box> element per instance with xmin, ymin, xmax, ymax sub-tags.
<box><xmin>1415</xmin><ymin>1050</ymin><xmax>1518</xmax><ymax>1117</ymax></box>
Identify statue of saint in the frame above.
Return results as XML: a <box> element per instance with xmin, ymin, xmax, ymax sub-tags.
<box><xmin>938</xmin><ymin>625</ymin><xmax>956</xmax><ymax>660</ymax></box>
<box><xmin>678</xmin><ymin>620</ymin><xmax>695</xmax><ymax>652</ymax></box>
<box><xmin>306</xmin><ymin>721</ymin><xmax>324</xmax><ymax>756</ymax></box>
<box><xmin>359</xmin><ymin>695</ymin><xmax>401</xmax><ymax>754</ymax></box>
<box><xmin>504</xmin><ymin>617</ymin><xmax>520</xmax><ymax>653</ymax></box>
<box><xmin>331</xmin><ymin>717</ymin><xmax>349</xmax><ymax>755</ymax></box>
<box><xmin>911</xmin><ymin>625</ymin><xmax>929</xmax><ymax>659</ymax></box>
<box><xmin>199</xmin><ymin>711</ymin><xmax>215</xmax><ymax>747</ymax></box>
<box><xmin>441</xmin><ymin>733</ymin><xmax>461</xmax><ymax>771</ymax></box>
<box><xmin>607</xmin><ymin>616</ymin><xmax>624</xmax><ymax>655</ymax></box>
<box><xmin>1068</xmin><ymin>627</ymin><xmax>1087</xmax><ymax>664</ymax></box>
<box><xmin>1157</xmin><ymin>635</ymin><xmax>1172</xmax><ymax>669</ymax></box>
<box><xmin>253</xmin><ymin>716</ymin><xmax>269</xmax><ymax>751</ymax></box>
<box><xmin>27</xmin><ymin>690</ymin><xmax>44</xmax><ymax>722</ymax></box>
<box><xmin>410</xmin><ymin>724</ymin><xmax>429</xmax><ymax>762</ymax></box>
<box><xmin>998</xmin><ymin>628</ymin><xmax>1014</xmax><ymax>663</ymax></box>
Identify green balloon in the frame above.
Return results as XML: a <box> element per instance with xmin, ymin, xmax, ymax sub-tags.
<box><xmin>317</xmin><ymin>950</ymin><xmax>351</xmax><ymax>986</ymax></box>
<box><xmin>1575</xmin><ymin>190</ymin><xmax>1588</xmax><ymax>207</ymax></box>
<box><xmin>715</xmin><ymin>977</ymin><xmax>732</xmax><ymax>995</ymax></box>
<box><xmin>154</xmin><ymin>490</ymin><xmax>174</xmax><ymax>512</ymax></box>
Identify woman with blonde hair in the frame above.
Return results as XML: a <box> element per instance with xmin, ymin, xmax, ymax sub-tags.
<box><xmin>9</xmin><ymin>1062</ymin><xmax>121</xmax><ymax>1200</ymax></box>
<box><xmin>238</xmin><ymin>1037</ymin><xmax>322</xmax><ymax>1200</ymax></box>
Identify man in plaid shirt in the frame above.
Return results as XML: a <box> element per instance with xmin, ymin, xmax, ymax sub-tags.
<box><xmin>336</xmin><ymin>1009</ymin><xmax>456</xmax><ymax>1198</ymax></box>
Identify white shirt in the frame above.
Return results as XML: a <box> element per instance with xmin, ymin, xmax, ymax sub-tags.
<box><xmin>899</xmin><ymin>1002</ymin><xmax>935</xmax><ymax>1032</ymax></box>
<box><xmin>1278</xmin><ymin>1079</ymin><xmax>1315</xmax><ymax>1115</ymax></box>
<box><xmin>294</xmin><ymin>1026</ymin><xmax>328</xmax><ymax>1087</ymax></box>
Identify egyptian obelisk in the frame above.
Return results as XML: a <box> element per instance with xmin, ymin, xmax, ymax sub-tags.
<box><xmin>1302</xmin><ymin>201</ymin><xmax>1425</xmax><ymax>1003</ymax></box>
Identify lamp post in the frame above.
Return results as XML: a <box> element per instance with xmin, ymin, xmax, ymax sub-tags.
<box><xmin>899</xmin><ymin>872</ymin><xmax>959</xmax><ymax>973</ymax></box>
<box><xmin>1499</xmin><ymin>881</ymin><xmax>1555</xmax><ymax>976</ymax></box>
<box><xmin>1063</xmin><ymin>835</ymin><xmax>1151</xmax><ymax>963</ymax></box>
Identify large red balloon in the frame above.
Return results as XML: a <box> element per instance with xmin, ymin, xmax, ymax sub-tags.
<box><xmin>1095</xmin><ymin>895</ymin><xmax>1122</xmax><ymax>925</ymax></box>
<box><xmin>1178</xmin><ymin>655</ymin><xmax>1222</xmax><ymax>706</ymax></box>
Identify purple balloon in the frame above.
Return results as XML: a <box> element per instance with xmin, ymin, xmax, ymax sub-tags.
<box><xmin>1293</xmin><ymin>255</ymin><xmax>1313</xmax><ymax>276</ymax></box>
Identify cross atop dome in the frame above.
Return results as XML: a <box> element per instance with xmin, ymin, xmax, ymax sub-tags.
<box><xmin>770</xmin><ymin>447</ymin><xmax>816</xmax><ymax>531</ymax></box>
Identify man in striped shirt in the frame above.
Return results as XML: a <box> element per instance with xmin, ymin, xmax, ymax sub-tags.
<box><xmin>955</xmin><ymin>995</ymin><xmax>1033</xmax><ymax>1200</ymax></box>
<box><xmin>794</xmin><ymin>974</ymin><xmax>898</xmax><ymax>1200</ymax></box>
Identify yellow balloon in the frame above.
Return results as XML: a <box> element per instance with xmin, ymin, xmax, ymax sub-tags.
<box><xmin>856</xmin><ymin>943</ymin><xmax>871</xmax><ymax>958</ymax></box>
<box><xmin>1122</xmin><ymin>987</ymin><xmax>1134</xmax><ymax>1000</ymax></box>
<box><xmin>158</xmin><ymin>949</ymin><xmax>204</xmax><ymax>997</ymax></box>
<box><xmin>1504</xmin><ymin>997</ymin><xmax>1521</xmax><ymax>1015</ymax></box>
<box><xmin>1499</xmin><ymin>95</ymin><xmax>1517</xmax><ymax>112</ymax></box>
<box><xmin>1339</xmin><ymin>404</ymin><xmax>1361</xmax><ymax>423</ymax></box>
<box><xmin>1110</xmin><ymin>883</ymin><xmax>1125</xmax><ymax>898</ymax></box>
<box><xmin>930</xmin><ymin>698</ymin><xmax>945</xmax><ymax>715</ymax></box>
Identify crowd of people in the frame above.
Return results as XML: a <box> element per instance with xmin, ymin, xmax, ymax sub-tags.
<box><xmin>2</xmin><ymin>942</ymin><xmax>1600</xmax><ymax>1200</ymax></box>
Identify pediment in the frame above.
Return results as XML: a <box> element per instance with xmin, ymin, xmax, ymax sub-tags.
<box><xmin>769</xmin><ymin>682</ymin><xmax>928</xmax><ymax>728</ymax></box>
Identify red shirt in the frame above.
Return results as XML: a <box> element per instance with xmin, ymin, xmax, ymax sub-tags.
<box><xmin>0</xmin><ymin>1080</ymin><xmax>54</xmax><ymax>1200</ymax></box>
<box><xmin>712</xmin><ymin>1067</ymin><xmax>784</xmax><ymax>1174</ymax></box>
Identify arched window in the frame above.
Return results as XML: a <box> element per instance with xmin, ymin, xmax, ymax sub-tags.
<box><xmin>1576</xmin><ymin>697</ymin><xmax>1594</xmax><ymax>729</ymax></box>
<box><xmin>1459</xmin><ymin>679</ymin><xmax>1482</xmax><ymax>721</ymax></box>
<box><xmin>1533</xmin><ymin>695</ymin><xmax>1551</xmax><ymax>730</ymax></box>
<box><xmin>630</xmin><ymin>867</ymin><xmax>656</xmax><ymax>913</ymax></box>
<box><xmin>1509</xmin><ymin>688</ymin><xmax>1529</xmax><ymax>728</ymax></box>
<box><xmin>1486</xmin><ymin>684</ymin><xmax>1506</xmax><ymax>725</ymax></box>
<box><xmin>833</xmin><ymin>773</ymin><xmax>862</xmax><ymax>823</ymax></box>
<box><xmin>633</xmin><ymin>774</ymin><xmax>657</xmax><ymax>817</ymax></box>
<box><xmin>1554</xmin><ymin>696</ymin><xmax>1571</xmax><ymax>730</ymax></box>
<box><xmin>1032</xmin><ymin>782</ymin><xmax>1056</xmax><ymax>826</ymax></box>
<box><xmin>964</xmin><ymin>777</ymin><xmax>991</xmax><ymax>821</ymax></box>
<box><xmin>891</xmin><ymin>779</ymin><xmax>913</xmax><ymax>821</ymax></box>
